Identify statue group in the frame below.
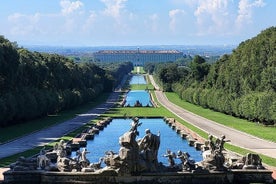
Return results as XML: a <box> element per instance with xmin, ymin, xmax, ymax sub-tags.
<box><xmin>9</xmin><ymin>117</ymin><xmax>265</xmax><ymax>176</ymax></box>
<box><xmin>107</xmin><ymin>117</ymin><xmax>161</xmax><ymax>174</ymax></box>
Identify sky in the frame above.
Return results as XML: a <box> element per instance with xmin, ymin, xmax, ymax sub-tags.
<box><xmin>0</xmin><ymin>0</ymin><xmax>275</xmax><ymax>46</ymax></box>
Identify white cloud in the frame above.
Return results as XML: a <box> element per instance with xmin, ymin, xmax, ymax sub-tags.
<box><xmin>148</xmin><ymin>14</ymin><xmax>159</xmax><ymax>32</ymax></box>
<box><xmin>193</xmin><ymin>0</ymin><xmax>231</xmax><ymax>35</ymax></box>
<box><xmin>169</xmin><ymin>9</ymin><xmax>186</xmax><ymax>33</ymax></box>
<box><xmin>235</xmin><ymin>0</ymin><xmax>265</xmax><ymax>29</ymax></box>
<box><xmin>60</xmin><ymin>0</ymin><xmax>84</xmax><ymax>15</ymax></box>
<box><xmin>8</xmin><ymin>13</ymin><xmax>43</xmax><ymax>36</ymax></box>
<box><xmin>6</xmin><ymin>0</ymin><xmax>86</xmax><ymax>44</ymax></box>
<box><xmin>99</xmin><ymin>0</ymin><xmax>134</xmax><ymax>35</ymax></box>
<box><xmin>101</xmin><ymin>0</ymin><xmax>127</xmax><ymax>19</ymax></box>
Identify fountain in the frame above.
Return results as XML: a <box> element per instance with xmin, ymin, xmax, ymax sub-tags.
<box><xmin>3</xmin><ymin>117</ymin><xmax>273</xmax><ymax>184</ymax></box>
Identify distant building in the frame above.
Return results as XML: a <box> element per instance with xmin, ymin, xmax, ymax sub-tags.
<box><xmin>93</xmin><ymin>49</ymin><xmax>183</xmax><ymax>65</ymax></box>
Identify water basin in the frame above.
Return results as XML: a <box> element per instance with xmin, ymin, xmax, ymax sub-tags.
<box><xmin>78</xmin><ymin>118</ymin><xmax>202</xmax><ymax>166</ymax></box>
<box><xmin>124</xmin><ymin>90</ymin><xmax>152</xmax><ymax>107</ymax></box>
<box><xmin>129</xmin><ymin>75</ymin><xmax>147</xmax><ymax>84</ymax></box>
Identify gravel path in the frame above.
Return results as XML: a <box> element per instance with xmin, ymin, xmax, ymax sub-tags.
<box><xmin>149</xmin><ymin>75</ymin><xmax>276</xmax><ymax>159</ymax></box>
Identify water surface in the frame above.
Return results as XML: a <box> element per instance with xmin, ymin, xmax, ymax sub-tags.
<box><xmin>81</xmin><ymin>118</ymin><xmax>202</xmax><ymax>166</ymax></box>
<box><xmin>129</xmin><ymin>75</ymin><xmax>147</xmax><ymax>84</ymax></box>
<box><xmin>124</xmin><ymin>90</ymin><xmax>152</xmax><ymax>107</ymax></box>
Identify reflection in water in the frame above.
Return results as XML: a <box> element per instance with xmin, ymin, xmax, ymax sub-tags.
<box><xmin>80</xmin><ymin>118</ymin><xmax>202</xmax><ymax>166</ymax></box>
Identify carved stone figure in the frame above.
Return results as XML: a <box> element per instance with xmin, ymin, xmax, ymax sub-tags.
<box><xmin>37</xmin><ymin>147</ymin><xmax>50</xmax><ymax>170</ymax></box>
<box><xmin>215</xmin><ymin>135</ymin><xmax>229</xmax><ymax>153</ymax></box>
<box><xmin>119</xmin><ymin>130</ymin><xmax>140</xmax><ymax>174</ymax></box>
<box><xmin>242</xmin><ymin>153</ymin><xmax>265</xmax><ymax>169</ymax></box>
<box><xmin>139</xmin><ymin>129</ymin><xmax>160</xmax><ymax>166</ymax></box>
<box><xmin>89</xmin><ymin>157</ymin><xmax>104</xmax><ymax>170</ymax></box>
<box><xmin>163</xmin><ymin>149</ymin><xmax>176</xmax><ymax>168</ymax></box>
<box><xmin>177</xmin><ymin>150</ymin><xmax>195</xmax><ymax>171</ymax></box>
<box><xmin>208</xmin><ymin>134</ymin><xmax>216</xmax><ymax>153</ymax></box>
<box><xmin>129</xmin><ymin>117</ymin><xmax>142</xmax><ymax>136</ymax></box>
<box><xmin>134</xmin><ymin>100</ymin><xmax>142</xmax><ymax>107</ymax></box>
<box><xmin>79</xmin><ymin>148</ymin><xmax>90</xmax><ymax>168</ymax></box>
<box><xmin>199</xmin><ymin>135</ymin><xmax>228</xmax><ymax>171</ymax></box>
<box><xmin>100</xmin><ymin>118</ymin><xmax>161</xmax><ymax>175</ymax></box>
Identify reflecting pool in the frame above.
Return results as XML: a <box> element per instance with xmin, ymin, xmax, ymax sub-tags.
<box><xmin>124</xmin><ymin>90</ymin><xmax>152</xmax><ymax>107</ymax></box>
<box><xmin>79</xmin><ymin>118</ymin><xmax>202</xmax><ymax>166</ymax></box>
<box><xmin>129</xmin><ymin>75</ymin><xmax>147</xmax><ymax>84</ymax></box>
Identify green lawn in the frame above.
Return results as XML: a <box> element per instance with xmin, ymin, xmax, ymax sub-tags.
<box><xmin>165</xmin><ymin>92</ymin><xmax>276</xmax><ymax>142</ymax></box>
<box><xmin>130</xmin><ymin>84</ymin><xmax>154</xmax><ymax>90</ymax></box>
<box><xmin>132</xmin><ymin>66</ymin><xmax>146</xmax><ymax>74</ymax></box>
<box><xmin>0</xmin><ymin>93</ymin><xmax>110</xmax><ymax>144</ymax></box>
<box><xmin>104</xmin><ymin>106</ymin><xmax>171</xmax><ymax>118</ymax></box>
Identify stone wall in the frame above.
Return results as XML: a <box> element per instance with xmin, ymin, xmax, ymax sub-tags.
<box><xmin>3</xmin><ymin>170</ymin><xmax>273</xmax><ymax>184</ymax></box>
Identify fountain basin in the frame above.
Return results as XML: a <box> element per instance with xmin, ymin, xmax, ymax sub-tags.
<box><xmin>124</xmin><ymin>90</ymin><xmax>153</xmax><ymax>107</ymax></box>
<box><xmin>129</xmin><ymin>75</ymin><xmax>147</xmax><ymax>85</ymax></box>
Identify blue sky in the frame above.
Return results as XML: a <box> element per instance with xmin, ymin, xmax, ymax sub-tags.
<box><xmin>0</xmin><ymin>0</ymin><xmax>275</xmax><ymax>46</ymax></box>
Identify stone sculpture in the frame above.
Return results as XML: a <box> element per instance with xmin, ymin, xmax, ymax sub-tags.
<box><xmin>79</xmin><ymin>148</ymin><xmax>90</xmax><ymax>168</ymax></box>
<box><xmin>134</xmin><ymin>100</ymin><xmax>142</xmax><ymax>107</ymax></box>
<box><xmin>163</xmin><ymin>149</ymin><xmax>176</xmax><ymax>168</ymax></box>
<box><xmin>37</xmin><ymin>147</ymin><xmax>50</xmax><ymax>170</ymax></box>
<box><xmin>129</xmin><ymin>117</ymin><xmax>142</xmax><ymax>136</ymax></box>
<box><xmin>139</xmin><ymin>129</ymin><xmax>160</xmax><ymax>168</ymax></box>
<box><xmin>8</xmin><ymin>120</ymin><xmax>268</xmax><ymax>181</ymax></box>
<box><xmin>199</xmin><ymin>134</ymin><xmax>229</xmax><ymax>171</ymax></box>
<box><xmin>99</xmin><ymin>118</ymin><xmax>161</xmax><ymax>174</ymax></box>
<box><xmin>231</xmin><ymin>153</ymin><xmax>265</xmax><ymax>170</ymax></box>
<box><xmin>177</xmin><ymin>150</ymin><xmax>196</xmax><ymax>171</ymax></box>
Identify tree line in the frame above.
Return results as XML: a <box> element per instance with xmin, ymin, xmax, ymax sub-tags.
<box><xmin>0</xmin><ymin>36</ymin><xmax>133</xmax><ymax>127</ymax></box>
<box><xmin>145</xmin><ymin>27</ymin><xmax>276</xmax><ymax>125</ymax></box>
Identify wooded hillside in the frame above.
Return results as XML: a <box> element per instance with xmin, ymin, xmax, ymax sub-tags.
<box><xmin>0</xmin><ymin>36</ymin><xmax>133</xmax><ymax>127</ymax></box>
<box><xmin>147</xmin><ymin>27</ymin><xmax>276</xmax><ymax>124</ymax></box>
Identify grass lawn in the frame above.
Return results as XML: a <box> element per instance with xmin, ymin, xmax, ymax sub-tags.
<box><xmin>132</xmin><ymin>66</ymin><xmax>146</xmax><ymax>74</ymax></box>
<box><xmin>165</xmin><ymin>92</ymin><xmax>276</xmax><ymax>142</ymax></box>
<box><xmin>0</xmin><ymin>93</ymin><xmax>110</xmax><ymax>144</ymax></box>
<box><xmin>130</xmin><ymin>84</ymin><xmax>154</xmax><ymax>90</ymax></box>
